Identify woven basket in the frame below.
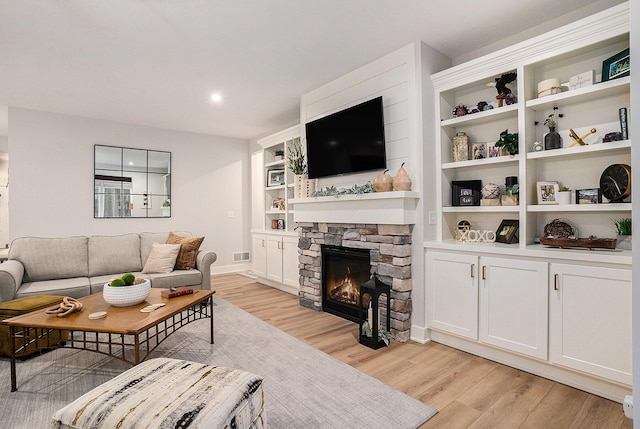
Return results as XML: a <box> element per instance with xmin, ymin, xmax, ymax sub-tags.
<box><xmin>103</xmin><ymin>279</ymin><xmax>151</xmax><ymax>307</ymax></box>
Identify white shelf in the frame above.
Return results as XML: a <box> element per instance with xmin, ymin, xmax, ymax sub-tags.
<box><xmin>527</xmin><ymin>203</ymin><xmax>631</xmax><ymax>213</ymax></box>
<box><xmin>443</xmin><ymin>205</ymin><xmax>519</xmax><ymax>213</ymax></box>
<box><xmin>440</xmin><ymin>104</ymin><xmax>518</xmax><ymax>128</ymax></box>
<box><xmin>266</xmin><ymin>210</ymin><xmax>287</xmax><ymax>215</ymax></box>
<box><xmin>526</xmin><ymin>77</ymin><xmax>630</xmax><ymax>111</ymax></box>
<box><xmin>526</xmin><ymin>140</ymin><xmax>630</xmax><ymax>160</ymax></box>
<box><xmin>442</xmin><ymin>154</ymin><xmax>520</xmax><ymax>170</ymax></box>
<box><xmin>265</xmin><ymin>159</ymin><xmax>285</xmax><ymax>168</ymax></box>
<box><xmin>265</xmin><ymin>184</ymin><xmax>286</xmax><ymax>191</ymax></box>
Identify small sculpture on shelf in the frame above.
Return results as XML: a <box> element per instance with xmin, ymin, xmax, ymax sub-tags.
<box><xmin>568</xmin><ymin>128</ymin><xmax>597</xmax><ymax>147</ymax></box>
<box><xmin>488</xmin><ymin>72</ymin><xmax>517</xmax><ymax>107</ymax></box>
<box><xmin>452</xmin><ymin>103</ymin><xmax>469</xmax><ymax>117</ymax></box>
<box><xmin>480</xmin><ymin>183</ymin><xmax>501</xmax><ymax>206</ymax></box>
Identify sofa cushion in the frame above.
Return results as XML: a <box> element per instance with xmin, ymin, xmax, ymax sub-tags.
<box><xmin>88</xmin><ymin>234</ymin><xmax>141</xmax><ymax>277</ymax></box>
<box><xmin>140</xmin><ymin>231</ymin><xmax>191</xmax><ymax>266</ymax></box>
<box><xmin>15</xmin><ymin>277</ymin><xmax>91</xmax><ymax>299</ymax></box>
<box><xmin>9</xmin><ymin>236</ymin><xmax>89</xmax><ymax>282</ymax></box>
<box><xmin>142</xmin><ymin>243</ymin><xmax>181</xmax><ymax>274</ymax></box>
<box><xmin>167</xmin><ymin>232</ymin><xmax>204</xmax><ymax>270</ymax></box>
<box><xmin>146</xmin><ymin>270</ymin><xmax>202</xmax><ymax>289</ymax></box>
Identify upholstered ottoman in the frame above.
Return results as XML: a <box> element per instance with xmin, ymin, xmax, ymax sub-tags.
<box><xmin>0</xmin><ymin>295</ymin><xmax>69</xmax><ymax>358</ymax></box>
<box><xmin>52</xmin><ymin>358</ymin><xmax>266</xmax><ymax>429</ymax></box>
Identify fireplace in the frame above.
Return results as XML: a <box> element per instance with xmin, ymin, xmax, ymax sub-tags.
<box><xmin>321</xmin><ymin>246</ymin><xmax>371</xmax><ymax>323</ymax></box>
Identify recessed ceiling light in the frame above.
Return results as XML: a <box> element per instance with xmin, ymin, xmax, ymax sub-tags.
<box><xmin>211</xmin><ymin>93</ymin><xmax>223</xmax><ymax>103</ymax></box>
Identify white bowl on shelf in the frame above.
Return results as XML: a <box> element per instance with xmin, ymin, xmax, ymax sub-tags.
<box><xmin>103</xmin><ymin>279</ymin><xmax>151</xmax><ymax>307</ymax></box>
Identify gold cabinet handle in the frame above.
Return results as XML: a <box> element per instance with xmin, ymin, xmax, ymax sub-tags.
<box><xmin>554</xmin><ymin>273</ymin><xmax>559</xmax><ymax>290</ymax></box>
<box><xmin>470</xmin><ymin>264</ymin><xmax>475</xmax><ymax>278</ymax></box>
<box><xmin>482</xmin><ymin>265</ymin><xmax>486</xmax><ymax>280</ymax></box>
<box><xmin>262</xmin><ymin>239</ymin><xmax>265</xmax><ymax>247</ymax></box>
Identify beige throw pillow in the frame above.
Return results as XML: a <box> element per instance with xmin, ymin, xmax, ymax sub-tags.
<box><xmin>142</xmin><ymin>242</ymin><xmax>181</xmax><ymax>274</ymax></box>
<box><xmin>166</xmin><ymin>231</ymin><xmax>204</xmax><ymax>270</ymax></box>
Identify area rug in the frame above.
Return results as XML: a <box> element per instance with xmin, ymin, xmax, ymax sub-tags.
<box><xmin>0</xmin><ymin>296</ymin><xmax>437</xmax><ymax>428</ymax></box>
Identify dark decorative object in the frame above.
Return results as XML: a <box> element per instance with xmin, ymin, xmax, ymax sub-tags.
<box><xmin>602</xmin><ymin>132</ymin><xmax>622</xmax><ymax>142</ymax></box>
<box><xmin>544</xmin><ymin>128</ymin><xmax>562</xmax><ymax>150</ymax></box>
<box><xmin>452</xmin><ymin>104</ymin><xmax>468</xmax><ymax>117</ymax></box>
<box><xmin>544</xmin><ymin>218</ymin><xmax>576</xmax><ymax>238</ymax></box>
<box><xmin>599</xmin><ymin>163</ymin><xmax>631</xmax><ymax>202</ymax></box>
<box><xmin>477</xmin><ymin>101</ymin><xmax>488</xmax><ymax>111</ymax></box>
<box><xmin>539</xmin><ymin>236</ymin><xmax>616</xmax><ymax>250</ymax></box>
<box><xmin>495</xmin><ymin>129</ymin><xmax>518</xmax><ymax>155</ymax></box>
<box><xmin>358</xmin><ymin>275</ymin><xmax>391</xmax><ymax>350</ymax></box>
<box><xmin>496</xmin><ymin>219</ymin><xmax>519</xmax><ymax>244</ymax></box>
<box><xmin>602</xmin><ymin>48</ymin><xmax>630</xmax><ymax>82</ymax></box>
<box><xmin>619</xmin><ymin>107</ymin><xmax>628</xmax><ymax>139</ymax></box>
<box><xmin>452</xmin><ymin>180</ymin><xmax>482</xmax><ymax>206</ymax></box>
<box><xmin>505</xmin><ymin>93</ymin><xmax>518</xmax><ymax>105</ymax></box>
<box><xmin>493</xmin><ymin>72</ymin><xmax>517</xmax><ymax>95</ymax></box>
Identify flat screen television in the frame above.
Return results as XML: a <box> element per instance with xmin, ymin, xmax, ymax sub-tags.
<box><xmin>305</xmin><ymin>96</ymin><xmax>386</xmax><ymax>179</ymax></box>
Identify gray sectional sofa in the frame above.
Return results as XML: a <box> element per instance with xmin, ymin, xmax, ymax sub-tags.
<box><xmin>0</xmin><ymin>232</ymin><xmax>217</xmax><ymax>303</ymax></box>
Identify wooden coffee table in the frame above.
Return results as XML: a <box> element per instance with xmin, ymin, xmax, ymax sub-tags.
<box><xmin>2</xmin><ymin>288</ymin><xmax>215</xmax><ymax>391</ymax></box>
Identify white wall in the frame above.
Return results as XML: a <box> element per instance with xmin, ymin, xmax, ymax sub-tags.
<box><xmin>0</xmin><ymin>136</ymin><xmax>8</xmax><ymax>247</ymax></box>
<box><xmin>300</xmin><ymin>42</ymin><xmax>450</xmax><ymax>342</ymax></box>
<box><xmin>8</xmin><ymin>108</ymin><xmax>252</xmax><ymax>273</ymax></box>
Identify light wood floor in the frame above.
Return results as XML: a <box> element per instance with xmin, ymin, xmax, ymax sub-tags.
<box><xmin>212</xmin><ymin>273</ymin><xmax>631</xmax><ymax>429</ymax></box>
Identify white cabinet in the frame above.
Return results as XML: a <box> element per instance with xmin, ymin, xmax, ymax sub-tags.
<box><xmin>251</xmin><ymin>233</ymin><xmax>267</xmax><ymax>279</ymax></box>
<box><xmin>549</xmin><ymin>263</ymin><xmax>631</xmax><ymax>385</ymax></box>
<box><xmin>251</xmin><ymin>231</ymin><xmax>299</xmax><ymax>294</ymax></box>
<box><xmin>282</xmin><ymin>235</ymin><xmax>300</xmax><ymax>288</ymax></box>
<box><xmin>426</xmin><ymin>251</ymin><xmax>478</xmax><ymax>340</ymax></box>
<box><xmin>479</xmin><ymin>257</ymin><xmax>548</xmax><ymax>360</ymax></box>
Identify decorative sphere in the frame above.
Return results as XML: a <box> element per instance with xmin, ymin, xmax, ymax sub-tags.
<box><xmin>481</xmin><ymin>183</ymin><xmax>501</xmax><ymax>199</ymax></box>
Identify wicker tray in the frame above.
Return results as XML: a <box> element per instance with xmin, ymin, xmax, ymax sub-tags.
<box><xmin>539</xmin><ymin>236</ymin><xmax>617</xmax><ymax>250</ymax></box>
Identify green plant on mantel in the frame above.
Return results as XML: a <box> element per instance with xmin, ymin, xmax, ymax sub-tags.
<box><xmin>613</xmin><ymin>217</ymin><xmax>632</xmax><ymax>235</ymax></box>
<box><xmin>559</xmin><ymin>186</ymin><xmax>570</xmax><ymax>192</ymax></box>
<box><xmin>286</xmin><ymin>139</ymin><xmax>307</xmax><ymax>175</ymax></box>
<box><xmin>311</xmin><ymin>182</ymin><xmax>374</xmax><ymax>197</ymax></box>
<box><xmin>495</xmin><ymin>129</ymin><xmax>519</xmax><ymax>155</ymax></box>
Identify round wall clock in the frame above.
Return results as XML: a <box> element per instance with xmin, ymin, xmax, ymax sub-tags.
<box><xmin>599</xmin><ymin>163</ymin><xmax>631</xmax><ymax>202</ymax></box>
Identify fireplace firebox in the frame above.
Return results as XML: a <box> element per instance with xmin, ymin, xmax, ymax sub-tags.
<box><xmin>321</xmin><ymin>245</ymin><xmax>371</xmax><ymax>322</ymax></box>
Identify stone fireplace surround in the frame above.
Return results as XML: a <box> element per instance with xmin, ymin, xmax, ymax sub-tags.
<box><xmin>297</xmin><ymin>222</ymin><xmax>413</xmax><ymax>342</ymax></box>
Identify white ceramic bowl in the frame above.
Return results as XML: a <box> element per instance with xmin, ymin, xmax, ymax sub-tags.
<box><xmin>103</xmin><ymin>279</ymin><xmax>151</xmax><ymax>307</ymax></box>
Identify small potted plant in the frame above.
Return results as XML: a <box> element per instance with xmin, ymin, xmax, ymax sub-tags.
<box><xmin>495</xmin><ymin>129</ymin><xmax>519</xmax><ymax>155</ymax></box>
<box><xmin>274</xmin><ymin>149</ymin><xmax>285</xmax><ymax>161</ymax></box>
<box><xmin>557</xmin><ymin>186</ymin><xmax>571</xmax><ymax>205</ymax></box>
<box><xmin>612</xmin><ymin>217</ymin><xmax>631</xmax><ymax>250</ymax></box>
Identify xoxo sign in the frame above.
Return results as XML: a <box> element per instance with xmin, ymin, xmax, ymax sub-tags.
<box><xmin>457</xmin><ymin>229</ymin><xmax>496</xmax><ymax>243</ymax></box>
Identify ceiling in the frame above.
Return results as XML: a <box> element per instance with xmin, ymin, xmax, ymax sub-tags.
<box><xmin>0</xmin><ymin>0</ymin><xmax>624</xmax><ymax>141</ymax></box>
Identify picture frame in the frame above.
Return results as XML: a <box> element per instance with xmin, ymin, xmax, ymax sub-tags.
<box><xmin>536</xmin><ymin>181</ymin><xmax>559</xmax><ymax>205</ymax></box>
<box><xmin>267</xmin><ymin>169</ymin><xmax>285</xmax><ymax>187</ymax></box>
<box><xmin>271</xmin><ymin>197</ymin><xmax>285</xmax><ymax>210</ymax></box>
<box><xmin>459</xmin><ymin>195</ymin><xmax>474</xmax><ymax>206</ymax></box>
<box><xmin>576</xmin><ymin>188</ymin><xmax>602</xmax><ymax>204</ymax></box>
<box><xmin>472</xmin><ymin>143</ymin><xmax>486</xmax><ymax>160</ymax></box>
<box><xmin>495</xmin><ymin>219</ymin><xmax>519</xmax><ymax>244</ymax></box>
<box><xmin>451</xmin><ymin>180</ymin><xmax>482</xmax><ymax>207</ymax></box>
<box><xmin>602</xmin><ymin>48</ymin><xmax>630</xmax><ymax>82</ymax></box>
<box><xmin>487</xmin><ymin>142</ymin><xmax>501</xmax><ymax>158</ymax></box>
<box><xmin>277</xmin><ymin>219</ymin><xmax>285</xmax><ymax>229</ymax></box>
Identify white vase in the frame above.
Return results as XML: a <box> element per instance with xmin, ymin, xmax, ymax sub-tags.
<box><xmin>616</xmin><ymin>235</ymin><xmax>632</xmax><ymax>250</ymax></box>
<box><xmin>294</xmin><ymin>174</ymin><xmax>314</xmax><ymax>198</ymax></box>
<box><xmin>556</xmin><ymin>191</ymin><xmax>571</xmax><ymax>205</ymax></box>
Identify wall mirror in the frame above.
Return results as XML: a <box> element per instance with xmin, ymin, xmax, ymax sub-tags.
<box><xmin>94</xmin><ymin>145</ymin><xmax>171</xmax><ymax>218</ymax></box>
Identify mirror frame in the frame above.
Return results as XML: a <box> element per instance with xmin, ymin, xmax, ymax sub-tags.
<box><xmin>94</xmin><ymin>145</ymin><xmax>171</xmax><ymax>218</ymax></box>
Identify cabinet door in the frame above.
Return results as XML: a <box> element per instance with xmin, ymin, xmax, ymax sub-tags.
<box><xmin>479</xmin><ymin>257</ymin><xmax>548</xmax><ymax>359</ymax></box>
<box><xmin>282</xmin><ymin>235</ymin><xmax>300</xmax><ymax>289</ymax></box>
<box><xmin>251</xmin><ymin>234</ymin><xmax>267</xmax><ymax>278</ymax></box>
<box><xmin>266</xmin><ymin>236</ymin><xmax>284</xmax><ymax>283</ymax></box>
<box><xmin>426</xmin><ymin>251</ymin><xmax>478</xmax><ymax>340</ymax></box>
<box><xmin>549</xmin><ymin>263</ymin><xmax>631</xmax><ymax>385</ymax></box>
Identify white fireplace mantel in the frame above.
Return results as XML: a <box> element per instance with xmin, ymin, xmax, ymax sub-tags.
<box><xmin>289</xmin><ymin>191</ymin><xmax>420</xmax><ymax>225</ymax></box>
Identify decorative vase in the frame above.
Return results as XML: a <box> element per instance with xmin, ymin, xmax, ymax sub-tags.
<box><xmin>556</xmin><ymin>191</ymin><xmax>571</xmax><ymax>205</ymax></box>
<box><xmin>452</xmin><ymin>132</ymin><xmax>469</xmax><ymax>162</ymax></box>
<box><xmin>616</xmin><ymin>235</ymin><xmax>632</xmax><ymax>251</ymax></box>
<box><xmin>103</xmin><ymin>279</ymin><xmax>151</xmax><ymax>307</ymax></box>
<box><xmin>544</xmin><ymin>127</ymin><xmax>562</xmax><ymax>150</ymax></box>
<box><xmin>293</xmin><ymin>174</ymin><xmax>314</xmax><ymax>198</ymax></box>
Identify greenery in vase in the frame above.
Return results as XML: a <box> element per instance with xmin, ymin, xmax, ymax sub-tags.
<box><xmin>286</xmin><ymin>139</ymin><xmax>307</xmax><ymax>175</ymax></box>
<box><xmin>544</xmin><ymin>106</ymin><xmax>560</xmax><ymax>130</ymax></box>
<box><xmin>558</xmin><ymin>186</ymin><xmax>570</xmax><ymax>192</ymax></box>
<box><xmin>495</xmin><ymin>129</ymin><xmax>519</xmax><ymax>155</ymax></box>
<box><xmin>311</xmin><ymin>182</ymin><xmax>374</xmax><ymax>197</ymax></box>
<box><xmin>612</xmin><ymin>217</ymin><xmax>632</xmax><ymax>235</ymax></box>
<box><xmin>274</xmin><ymin>149</ymin><xmax>284</xmax><ymax>157</ymax></box>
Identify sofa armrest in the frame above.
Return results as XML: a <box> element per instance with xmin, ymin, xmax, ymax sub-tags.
<box><xmin>195</xmin><ymin>250</ymin><xmax>217</xmax><ymax>290</ymax></box>
<box><xmin>0</xmin><ymin>260</ymin><xmax>25</xmax><ymax>303</ymax></box>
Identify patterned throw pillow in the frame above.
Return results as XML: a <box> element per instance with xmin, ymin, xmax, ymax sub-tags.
<box><xmin>166</xmin><ymin>231</ymin><xmax>204</xmax><ymax>270</ymax></box>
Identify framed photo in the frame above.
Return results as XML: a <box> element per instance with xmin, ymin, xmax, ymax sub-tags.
<box><xmin>472</xmin><ymin>143</ymin><xmax>486</xmax><ymax>160</ymax></box>
<box><xmin>277</xmin><ymin>219</ymin><xmax>285</xmax><ymax>229</ymax></box>
<box><xmin>487</xmin><ymin>142</ymin><xmax>501</xmax><ymax>158</ymax></box>
<box><xmin>267</xmin><ymin>169</ymin><xmax>285</xmax><ymax>187</ymax></box>
<box><xmin>602</xmin><ymin>48</ymin><xmax>630</xmax><ymax>82</ymax></box>
<box><xmin>576</xmin><ymin>188</ymin><xmax>602</xmax><ymax>204</ymax></box>
<box><xmin>452</xmin><ymin>180</ymin><xmax>482</xmax><ymax>207</ymax></box>
<box><xmin>536</xmin><ymin>181</ymin><xmax>559</xmax><ymax>205</ymax></box>
<box><xmin>495</xmin><ymin>219</ymin><xmax>519</xmax><ymax>244</ymax></box>
<box><xmin>271</xmin><ymin>197</ymin><xmax>285</xmax><ymax>210</ymax></box>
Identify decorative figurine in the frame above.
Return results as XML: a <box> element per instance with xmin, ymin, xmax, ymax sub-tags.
<box><xmin>568</xmin><ymin>128</ymin><xmax>597</xmax><ymax>147</ymax></box>
<box><xmin>452</xmin><ymin>104</ymin><xmax>468</xmax><ymax>117</ymax></box>
<box><xmin>480</xmin><ymin>183</ymin><xmax>501</xmax><ymax>206</ymax></box>
<box><xmin>488</xmin><ymin>72</ymin><xmax>517</xmax><ymax>107</ymax></box>
<box><xmin>603</xmin><ymin>132</ymin><xmax>622</xmax><ymax>142</ymax></box>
